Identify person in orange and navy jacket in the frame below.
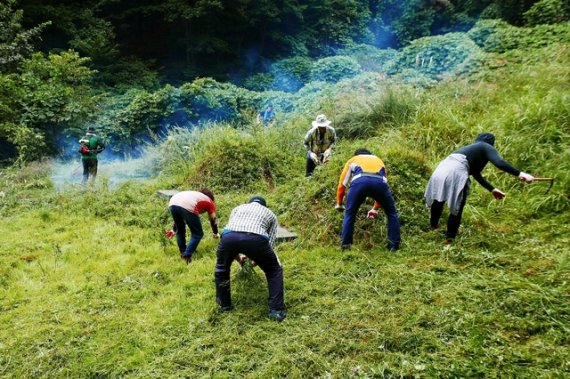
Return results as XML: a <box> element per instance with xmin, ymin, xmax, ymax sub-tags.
<box><xmin>335</xmin><ymin>149</ymin><xmax>401</xmax><ymax>251</ymax></box>
<box><xmin>168</xmin><ymin>189</ymin><xmax>219</xmax><ymax>264</ymax></box>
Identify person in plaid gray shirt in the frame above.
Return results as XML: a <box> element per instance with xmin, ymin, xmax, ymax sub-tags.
<box><xmin>214</xmin><ymin>196</ymin><xmax>286</xmax><ymax>321</ymax></box>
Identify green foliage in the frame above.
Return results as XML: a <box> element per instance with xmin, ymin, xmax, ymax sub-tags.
<box><xmin>338</xmin><ymin>44</ymin><xmax>398</xmax><ymax>72</ymax></box>
<box><xmin>389</xmin><ymin>32</ymin><xmax>484</xmax><ymax>80</ymax></box>
<box><xmin>0</xmin><ymin>51</ymin><xmax>96</xmax><ymax>162</ymax></box>
<box><xmin>393</xmin><ymin>1</ymin><xmax>436</xmax><ymax>45</ymax></box>
<box><xmin>184</xmin><ymin>126</ymin><xmax>295</xmax><ymax>192</ymax></box>
<box><xmin>309</xmin><ymin>56</ymin><xmax>362</xmax><ymax>83</ymax></box>
<box><xmin>113</xmin><ymin>85</ymin><xmax>179</xmax><ymax>140</ymax></box>
<box><xmin>0</xmin><ymin>0</ymin><xmax>50</xmax><ymax>73</ymax></box>
<box><xmin>468</xmin><ymin>19</ymin><xmax>570</xmax><ymax>53</ymax></box>
<box><xmin>335</xmin><ymin>86</ymin><xmax>420</xmax><ymax>140</ymax></box>
<box><xmin>269</xmin><ymin>56</ymin><xmax>314</xmax><ymax>92</ymax></box>
<box><xmin>68</xmin><ymin>13</ymin><xmax>118</xmax><ymax>64</ymax></box>
<box><xmin>1</xmin><ymin>21</ymin><xmax>570</xmax><ymax>377</ymax></box>
<box><xmin>242</xmin><ymin>72</ymin><xmax>274</xmax><ymax>92</ymax></box>
<box><xmin>179</xmin><ymin>78</ymin><xmax>257</xmax><ymax>125</ymax></box>
<box><xmin>523</xmin><ymin>0</ymin><xmax>570</xmax><ymax>26</ymax></box>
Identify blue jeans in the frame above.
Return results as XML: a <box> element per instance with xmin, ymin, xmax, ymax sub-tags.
<box><xmin>169</xmin><ymin>205</ymin><xmax>203</xmax><ymax>257</ymax></box>
<box><xmin>341</xmin><ymin>177</ymin><xmax>401</xmax><ymax>249</ymax></box>
<box><xmin>215</xmin><ymin>232</ymin><xmax>285</xmax><ymax>311</ymax></box>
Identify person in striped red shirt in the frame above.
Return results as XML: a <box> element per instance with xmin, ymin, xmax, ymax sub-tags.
<box><xmin>335</xmin><ymin>149</ymin><xmax>401</xmax><ymax>251</ymax></box>
<box><xmin>168</xmin><ymin>189</ymin><xmax>219</xmax><ymax>264</ymax></box>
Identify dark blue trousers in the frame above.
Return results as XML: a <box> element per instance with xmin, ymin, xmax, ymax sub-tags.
<box><xmin>169</xmin><ymin>205</ymin><xmax>203</xmax><ymax>257</ymax></box>
<box><xmin>215</xmin><ymin>232</ymin><xmax>285</xmax><ymax>311</ymax></box>
<box><xmin>342</xmin><ymin>177</ymin><xmax>401</xmax><ymax>249</ymax></box>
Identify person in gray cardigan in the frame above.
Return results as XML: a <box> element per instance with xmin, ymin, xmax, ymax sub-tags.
<box><xmin>425</xmin><ymin>133</ymin><xmax>534</xmax><ymax>244</ymax></box>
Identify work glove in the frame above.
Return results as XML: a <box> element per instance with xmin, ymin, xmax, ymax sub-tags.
<box><xmin>335</xmin><ymin>203</ymin><xmax>345</xmax><ymax>212</ymax></box>
<box><xmin>309</xmin><ymin>152</ymin><xmax>318</xmax><ymax>164</ymax></box>
<box><xmin>367</xmin><ymin>209</ymin><xmax>378</xmax><ymax>219</ymax></box>
<box><xmin>323</xmin><ymin>148</ymin><xmax>332</xmax><ymax>163</ymax></box>
<box><xmin>237</xmin><ymin>254</ymin><xmax>247</xmax><ymax>266</ymax></box>
<box><xmin>491</xmin><ymin>188</ymin><xmax>505</xmax><ymax>200</ymax></box>
<box><xmin>165</xmin><ymin>230</ymin><xmax>175</xmax><ymax>239</ymax></box>
<box><xmin>518</xmin><ymin>172</ymin><xmax>534</xmax><ymax>182</ymax></box>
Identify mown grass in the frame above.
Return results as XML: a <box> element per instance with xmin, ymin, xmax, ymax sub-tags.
<box><xmin>1</xmin><ymin>42</ymin><xmax>569</xmax><ymax>377</ymax></box>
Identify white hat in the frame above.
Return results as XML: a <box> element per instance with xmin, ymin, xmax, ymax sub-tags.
<box><xmin>312</xmin><ymin>114</ymin><xmax>331</xmax><ymax>127</ymax></box>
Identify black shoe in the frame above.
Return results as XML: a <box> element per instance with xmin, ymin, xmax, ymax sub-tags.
<box><xmin>219</xmin><ymin>305</ymin><xmax>233</xmax><ymax>312</ymax></box>
<box><xmin>268</xmin><ymin>309</ymin><xmax>287</xmax><ymax>322</ymax></box>
<box><xmin>341</xmin><ymin>244</ymin><xmax>351</xmax><ymax>251</ymax></box>
<box><xmin>388</xmin><ymin>245</ymin><xmax>399</xmax><ymax>252</ymax></box>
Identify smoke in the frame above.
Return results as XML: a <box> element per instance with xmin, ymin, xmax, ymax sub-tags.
<box><xmin>50</xmin><ymin>130</ymin><xmax>159</xmax><ymax>190</ymax></box>
<box><xmin>50</xmin><ymin>155</ymin><xmax>156</xmax><ymax>191</ymax></box>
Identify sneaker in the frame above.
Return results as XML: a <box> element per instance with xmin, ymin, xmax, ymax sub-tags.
<box><xmin>219</xmin><ymin>305</ymin><xmax>233</xmax><ymax>312</ymax></box>
<box><xmin>388</xmin><ymin>244</ymin><xmax>399</xmax><ymax>252</ymax></box>
<box><xmin>443</xmin><ymin>238</ymin><xmax>453</xmax><ymax>245</ymax></box>
<box><xmin>268</xmin><ymin>309</ymin><xmax>287</xmax><ymax>322</ymax></box>
<box><xmin>341</xmin><ymin>244</ymin><xmax>351</xmax><ymax>251</ymax></box>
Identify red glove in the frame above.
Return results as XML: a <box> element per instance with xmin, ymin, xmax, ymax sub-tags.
<box><xmin>367</xmin><ymin>209</ymin><xmax>378</xmax><ymax>219</ymax></box>
<box><xmin>492</xmin><ymin>188</ymin><xmax>505</xmax><ymax>200</ymax></box>
<box><xmin>165</xmin><ymin>230</ymin><xmax>175</xmax><ymax>239</ymax></box>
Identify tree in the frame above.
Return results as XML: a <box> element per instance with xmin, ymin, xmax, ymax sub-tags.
<box><xmin>0</xmin><ymin>0</ymin><xmax>50</xmax><ymax>73</ymax></box>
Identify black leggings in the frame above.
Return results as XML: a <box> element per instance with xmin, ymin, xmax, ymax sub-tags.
<box><xmin>430</xmin><ymin>189</ymin><xmax>468</xmax><ymax>239</ymax></box>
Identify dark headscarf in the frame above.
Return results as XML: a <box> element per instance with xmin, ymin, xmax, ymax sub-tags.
<box><xmin>474</xmin><ymin>132</ymin><xmax>495</xmax><ymax>146</ymax></box>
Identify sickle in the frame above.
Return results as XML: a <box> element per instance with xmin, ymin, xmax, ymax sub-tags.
<box><xmin>532</xmin><ymin>178</ymin><xmax>554</xmax><ymax>194</ymax></box>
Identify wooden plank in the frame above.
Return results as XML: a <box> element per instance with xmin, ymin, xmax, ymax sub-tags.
<box><xmin>157</xmin><ymin>189</ymin><xmax>180</xmax><ymax>199</ymax></box>
<box><xmin>276</xmin><ymin>226</ymin><xmax>297</xmax><ymax>242</ymax></box>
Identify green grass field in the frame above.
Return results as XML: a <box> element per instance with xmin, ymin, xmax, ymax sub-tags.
<box><xmin>1</xmin><ymin>40</ymin><xmax>569</xmax><ymax>378</ymax></box>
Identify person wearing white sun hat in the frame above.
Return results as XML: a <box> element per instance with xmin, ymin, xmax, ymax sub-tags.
<box><xmin>303</xmin><ymin>114</ymin><xmax>337</xmax><ymax>176</ymax></box>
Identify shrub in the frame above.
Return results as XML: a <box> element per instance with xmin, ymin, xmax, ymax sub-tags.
<box><xmin>113</xmin><ymin>85</ymin><xmax>179</xmax><ymax>138</ymax></box>
<box><xmin>467</xmin><ymin>19</ymin><xmax>570</xmax><ymax>53</ymax></box>
<box><xmin>184</xmin><ymin>126</ymin><xmax>294</xmax><ymax>192</ymax></box>
<box><xmin>338</xmin><ymin>44</ymin><xmax>398</xmax><ymax>72</ymax></box>
<box><xmin>0</xmin><ymin>51</ymin><xmax>96</xmax><ymax>162</ymax></box>
<box><xmin>270</xmin><ymin>56</ymin><xmax>314</xmax><ymax>92</ymax></box>
<box><xmin>335</xmin><ymin>87</ymin><xmax>420</xmax><ymax>140</ymax></box>
<box><xmin>242</xmin><ymin>73</ymin><xmax>274</xmax><ymax>92</ymax></box>
<box><xmin>523</xmin><ymin>0</ymin><xmax>569</xmax><ymax>26</ymax></box>
<box><xmin>310</xmin><ymin>56</ymin><xmax>363</xmax><ymax>83</ymax></box>
<box><xmin>389</xmin><ymin>33</ymin><xmax>483</xmax><ymax>80</ymax></box>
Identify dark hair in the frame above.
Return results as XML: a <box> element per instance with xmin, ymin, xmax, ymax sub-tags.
<box><xmin>199</xmin><ymin>188</ymin><xmax>215</xmax><ymax>201</ymax></box>
<box><xmin>354</xmin><ymin>148</ymin><xmax>371</xmax><ymax>156</ymax></box>
<box><xmin>248</xmin><ymin>196</ymin><xmax>267</xmax><ymax>207</ymax></box>
<box><xmin>87</xmin><ymin>126</ymin><xmax>96</xmax><ymax>133</ymax></box>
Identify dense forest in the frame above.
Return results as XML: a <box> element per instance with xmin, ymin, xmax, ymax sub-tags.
<box><xmin>1</xmin><ymin>0</ymin><xmax>569</xmax><ymax>163</ymax></box>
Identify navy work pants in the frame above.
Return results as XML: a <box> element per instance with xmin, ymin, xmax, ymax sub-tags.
<box><xmin>341</xmin><ymin>177</ymin><xmax>401</xmax><ymax>249</ymax></box>
<box><xmin>169</xmin><ymin>205</ymin><xmax>203</xmax><ymax>257</ymax></box>
<box><xmin>215</xmin><ymin>232</ymin><xmax>285</xmax><ymax>311</ymax></box>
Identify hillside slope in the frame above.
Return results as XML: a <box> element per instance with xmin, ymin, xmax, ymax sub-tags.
<box><xmin>0</xmin><ymin>33</ymin><xmax>569</xmax><ymax>378</ymax></box>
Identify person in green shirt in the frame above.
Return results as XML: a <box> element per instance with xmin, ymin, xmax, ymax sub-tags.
<box><xmin>78</xmin><ymin>126</ymin><xmax>105</xmax><ymax>183</ymax></box>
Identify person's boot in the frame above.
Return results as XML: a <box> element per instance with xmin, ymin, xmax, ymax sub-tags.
<box><xmin>268</xmin><ymin>309</ymin><xmax>287</xmax><ymax>322</ymax></box>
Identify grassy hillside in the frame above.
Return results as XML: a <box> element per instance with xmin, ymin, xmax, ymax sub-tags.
<box><xmin>1</xmin><ymin>33</ymin><xmax>569</xmax><ymax>378</ymax></box>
